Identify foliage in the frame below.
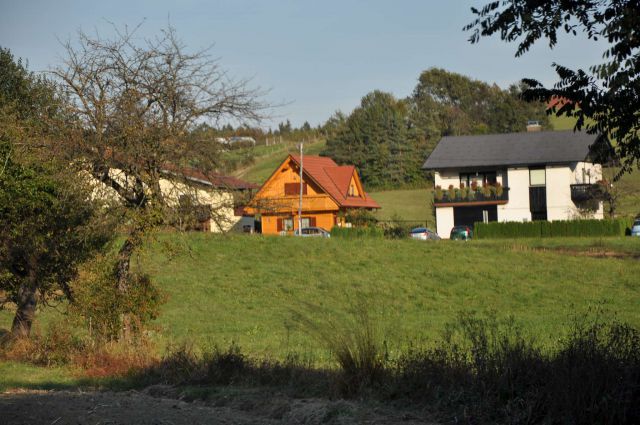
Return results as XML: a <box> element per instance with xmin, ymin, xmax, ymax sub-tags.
<box><xmin>322</xmin><ymin>90</ymin><xmax>426</xmax><ymax>188</ymax></box>
<box><xmin>329</xmin><ymin>226</ymin><xmax>384</xmax><ymax>239</ymax></box>
<box><xmin>408</xmin><ymin>68</ymin><xmax>549</xmax><ymax>143</ymax></box>
<box><xmin>0</xmin><ymin>48</ymin><xmax>113</xmax><ymax>337</ymax></box>
<box><xmin>344</xmin><ymin>209</ymin><xmax>378</xmax><ymax>227</ymax></box>
<box><xmin>474</xmin><ymin>218</ymin><xmax>633</xmax><ymax>239</ymax></box>
<box><xmin>68</xmin><ymin>254</ymin><xmax>165</xmax><ymax>342</ymax></box>
<box><xmin>393</xmin><ymin>313</ymin><xmax>640</xmax><ymax>424</ymax></box>
<box><xmin>466</xmin><ymin>1</ymin><xmax>640</xmax><ymax>173</ymax></box>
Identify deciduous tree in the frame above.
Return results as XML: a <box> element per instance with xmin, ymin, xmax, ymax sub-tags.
<box><xmin>465</xmin><ymin>0</ymin><xmax>640</xmax><ymax>173</ymax></box>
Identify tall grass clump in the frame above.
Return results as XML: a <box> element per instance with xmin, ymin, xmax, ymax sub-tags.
<box><xmin>392</xmin><ymin>313</ymin><xmax>640</xmax><ymax>424</ymax></box>
<box><xmin>292</xmin><ymin>305</ymin><xmax>387</xmax><ymax>397</ymax></box>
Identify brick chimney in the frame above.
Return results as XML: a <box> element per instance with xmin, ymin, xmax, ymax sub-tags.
<box><xmin>526</xmin><ymin>120</ymin><xmax>542</xmax><ymax>132</ymax></box>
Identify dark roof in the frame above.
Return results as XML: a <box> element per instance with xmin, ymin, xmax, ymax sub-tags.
<box><xmin>422</xmin><ymin>130</ymin><xmax>600</xmax><ymax>170</ymax></box>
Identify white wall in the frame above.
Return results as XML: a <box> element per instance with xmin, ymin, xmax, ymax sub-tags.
<box><xmin>434</xmin><ymin>170</ymin><xmax>459</xmax><ymax>188</ymax></box>
<box><xmin>436</xmin><ymin>206</ymin><xmax>454</xmax><ymax>239</ymax></box>
<box><xmin>547</xmin><ymin>164</ymin><xmax>603</xmax><ymax>220</ymax></box>
<box><xmin>498</xmin><ymin>167</ymin><xmax>531</xmax><ymax>222</ymax></box>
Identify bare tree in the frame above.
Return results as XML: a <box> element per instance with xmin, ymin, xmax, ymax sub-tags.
<box><xmin>53</xmin><ymin>24</ymin><xmax>268</xmax><ymax>336</ymax></box>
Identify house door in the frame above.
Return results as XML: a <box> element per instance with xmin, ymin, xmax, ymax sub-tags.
<box><xmin>529</xmin><ymin>187</ymin><xmax>547</xmax><ymax>221</ymax></box>
<box><xmin>453</xmin><ymin>205</ymin><xmax>497</xmax><ymax>227</ymax></box>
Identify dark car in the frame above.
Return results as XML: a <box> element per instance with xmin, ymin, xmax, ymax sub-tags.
<box><xmin>450</xmin><ymin>225</ymin><xmax>473</xmax><ymax>240</ymax></box>
<box><xmin>410</xmin><ymin>227</ymin><xmax>440</xmax><ymax>240</ymax></box>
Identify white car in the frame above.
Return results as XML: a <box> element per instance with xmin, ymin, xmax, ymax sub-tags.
<box><xmin>294</xmin><ymin>227</ymin><xmax>331</xmax><ymax>238</ymax></box>
<box><xmin>631</xmin><ymin>219</ymin><xmax>640</xmax><ymax>237</ymax></box>
<box><xmin>409</xmin><ymin>227</ymin><xmax>440</xmax><ymax>241</ymax></box>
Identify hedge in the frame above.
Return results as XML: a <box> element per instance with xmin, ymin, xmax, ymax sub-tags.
<box><xmin>330</xmin><ymin>226</ymin><xmax>384</xmax><ymax>239</ymax></box>
<box><xmin>474</xmin><ymin>218</ymin><xmax>633</xmax><ymax>239</ymax></box>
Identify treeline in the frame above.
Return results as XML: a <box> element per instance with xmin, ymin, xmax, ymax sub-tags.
<box><xmin>321</xmin><ymin>68</ymin><xmax>549</xmax><ymax>189</ymax></box>
<box><xmin>189</xmin><ymin>119</ymin><xmax>322</xmax><ymax>148</ymax></box>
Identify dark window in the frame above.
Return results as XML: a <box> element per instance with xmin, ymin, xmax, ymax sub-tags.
<box><xmin>460</xmin><ymin>171</ymin><xmax>497</xmax><ymax>187</ymax></box>
<box><xmin>284</xmin><ymin>182</ymin><xmax>307</xmax><ymax>196</ymax></box>
<box><xmin>454</xmin><ymin>205</ymin><xmax>497</xmax><ymax>227</ymax></box>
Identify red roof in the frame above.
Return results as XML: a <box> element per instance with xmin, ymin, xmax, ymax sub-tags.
<box><xmin>289</xmin><ymin>155</ymin><xmax>380</xmax><ymax>209</ymax></box>
<box><xmin>162</xmin><ymin>164</ymin><xmax>258</xmax><ymax>190</ymax></box>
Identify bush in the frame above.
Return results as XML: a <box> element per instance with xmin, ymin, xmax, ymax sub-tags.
<box><xmin>474</xmin><ymin>218</ymin><xmax>634</xmax><ymax>239</ymax></box>
<box><xmin>390</xmin><ymin>313</ymin><xmax>640</xmax><ymax>424</ymax></box>
<box><xmin>330</xmin><ymin>226</ymin><xmax>384</xmax><ymax>239</ymax></box>
<box><xmin>69</xmin><ymin>254</ymin><xmax>166</xmax><ymax>342</ymax></box>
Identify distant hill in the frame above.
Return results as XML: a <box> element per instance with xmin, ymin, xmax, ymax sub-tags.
<box><xmin>230</xmin><ymin>139</ymin><xmax>326</xmax><ymax>185</ymax></box>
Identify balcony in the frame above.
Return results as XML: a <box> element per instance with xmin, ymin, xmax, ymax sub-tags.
<box><xmin>570</xmin><ymin>184</ymin><xmax>604</xmax><ymax>202</ymax></box>
<box><xmin>434</xmin><ymin>186</ymin><xmax>509</xmax><ymax>207</ymax></box>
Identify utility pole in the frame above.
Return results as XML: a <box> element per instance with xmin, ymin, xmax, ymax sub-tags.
<box><xmin>298</xmin><ymin>142</ymin><xmax>304</xmax><ymax>235</ymax></box>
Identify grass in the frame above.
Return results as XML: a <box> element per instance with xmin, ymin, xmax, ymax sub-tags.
<box><xmin>2</xmin><ymin>235</ymin><xmax>639</xmax><ymax>364</ymax></box>
<box><xmin>0</xmin><ymin>361</ymin><xmax>80</xmax><ymax>392</ymax></box>
<box><xmin>231</xmin><ymin>139</ymin><xmax>326</xmax><ymax>184</ymax></box>
<box><xmin>369</xmin><ymin>188</ymin><xmax>434</xmax><ymax>225</ymax></box>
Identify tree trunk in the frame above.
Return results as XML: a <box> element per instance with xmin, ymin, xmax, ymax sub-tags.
<box><xmin>115</xmin><ymin>229</ymin><xmax>140</xmax><ymax>341</ymax></box>
<box><xmin>116</xmin><ymin>235</ymin><xmax>136</xmax><ymax>293</ymax></box>
<box><xmin>11</xmin><ymin>270</ymin><xmax>39</xmax><ymax>338</ymax></box>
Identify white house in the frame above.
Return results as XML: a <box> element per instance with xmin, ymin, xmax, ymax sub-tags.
<box><xmin>89</xmin><ymin>166</ymin><xmax>258</xmax><ymax>233</ymax></box>
<box><xmin>422</xmin><ymin>130</ymin><xmax>608</xmax><ymax>238</ymax></box>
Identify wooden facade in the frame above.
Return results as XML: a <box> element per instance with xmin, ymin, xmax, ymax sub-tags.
<box><xmin>246</xmin><ymin>155</ymin><xmax>380</xmax><ymax>235</ymax></box>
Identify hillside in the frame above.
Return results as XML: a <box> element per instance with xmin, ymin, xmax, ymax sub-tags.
<box><xmin>229</xmin><ymin>139</ymin><xmax>326</xmax><ymax>184</ymax></box>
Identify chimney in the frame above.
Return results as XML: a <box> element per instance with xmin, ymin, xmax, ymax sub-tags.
<box><xmin>526</xmin><ymin>120</ymin><xmax>542</xmax><ymax>132</ymax></box>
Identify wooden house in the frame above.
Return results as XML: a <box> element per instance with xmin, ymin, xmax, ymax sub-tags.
<box><xmin>246</xmin><ymin>154</ymin><xmax>380</xmax><ymax>234</ymax></box>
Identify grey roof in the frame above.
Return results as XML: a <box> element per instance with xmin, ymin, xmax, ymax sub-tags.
<box><xmin>422</xmin><ymin>130</ymin><xmax>600</xmax><ymax>170</ymax></box>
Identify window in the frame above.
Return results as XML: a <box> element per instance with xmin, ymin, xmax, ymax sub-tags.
<box><xmin>529</xmin><ymin>168</ymin><xmax>546</xmax><ymax>186</ymax></box>
<box><xmin>300</xmin><ymin>217</ymin><xmax>311</xmax><ymax>228</ymax></box>
<box><xmin>283</xmin><ymin>218</ymin><xmax>294</xmax><ymax>231</ymax></box>
<box><xmin>460</xmin><ymin>171</ymin><xmax>497</xmax><ymax>187</ymax></box>
<box><xmin>277</xmin><ymin>216</ymin><xmax>295</xmax><ymax>232</ymax></box>
<box><xmin>349</xmin><ymin>184</ymin><xmax>355</xmax><ymax>196</ymax></box>
<box><xmin>284</xmin><ymin>182</ymin><xmax>307</xmax><ymax>196</ymax></box>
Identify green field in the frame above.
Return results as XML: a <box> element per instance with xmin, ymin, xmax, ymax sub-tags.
<box><xmin>369</xmin><ymin>188</ymin><xmax>434</xmax><ymax>225</ymax></box>
<box><xmin>4</xmin><ymin>235</ymin><xmax>638</xmax><ymax>365</ymax></box>
<box><xmin>230</xmin><ymin>139</ymin><xmax>326</xmax><ymax>184</ymax></box>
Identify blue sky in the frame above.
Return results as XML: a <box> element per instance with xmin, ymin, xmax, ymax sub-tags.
<box><xmin>0</xmin><ymin>0</ymin><xmax>605</xmax><ymax>128</ymax></box>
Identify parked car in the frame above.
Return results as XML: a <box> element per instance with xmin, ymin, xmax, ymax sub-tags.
<box><xmin>631</xmin><ymin>219</ymin><xmax>640</xmax><ymax>237</ymax></box>
<box><xmin>294</xmin><ymin>227</ymin><xmax>331</xmax><ymax>238</ymax></box>
<box><xmin>410</xmin><ymin>227</ymin><xmax>440</xmax><ymax>240</ymax></box>
<box><xmin>450</xmin><ymin>225</ymin><xmax>473</xmax><ymax>240</ymax></box>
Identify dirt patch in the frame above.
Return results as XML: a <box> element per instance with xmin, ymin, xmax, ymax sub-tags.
<box><xmin>0</xmin><ymin>387</ymin><xmax>437</xmax><ymax>424</ymax></box>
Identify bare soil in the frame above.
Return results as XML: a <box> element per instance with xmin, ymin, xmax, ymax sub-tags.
<box><xmin>0</xmin><ymin>386</ymin><xmax>437</xmax><ymax>425</ymax></box>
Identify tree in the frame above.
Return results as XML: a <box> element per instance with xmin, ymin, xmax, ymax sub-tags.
<box><xmin>323</xmin><ymin>90</ymin><xmax>425</xmax><ymax>188</ymax></box>
<box><xmin>465</xmin><ymin>1</ymin><xmax>640</xmax><ymax>173</ymax></box>
<box><xmin>0</xmin><ymin>48</ymin><xmax>112</xmax><ymax>338</ymax></box>
<box><xmin>52</xmin><ymin>24</ymin><xmax>266</xmax><ymax>336</ymax></box>
<box><xmin>0</xmin><ymin>146</ymin><xmax>111</xmax><ymax>337</ymax></box>
<box><xmin>408</xmin><ymin>68</ymin><xmax>548</xmax><ymax>142</ymax></box>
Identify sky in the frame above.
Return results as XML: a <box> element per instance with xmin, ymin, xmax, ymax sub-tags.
<box><xmin>0</xmin><ymin>0</ymin><xmax>606</xmax><ymax>129</ymax></box>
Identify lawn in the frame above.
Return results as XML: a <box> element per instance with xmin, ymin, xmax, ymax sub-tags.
<box><xmin>369</xmin><ymin>188</ymin><xmax>434</xmax><ymax>226</ymax></box>
<box><xmin>2</xmin><ymin>234</ymin><xmax>639</xmax><ymax>380</ymax></box>
<box><xmin>231</xmin><ymin>139</ymin><xmax>326</xmax><ymax>184</ymax></box>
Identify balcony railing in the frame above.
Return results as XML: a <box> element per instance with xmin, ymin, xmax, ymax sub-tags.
<box><xmin>570</xmin><ymin>184</ymin><xmax>604</xmax><ymax>202</ymax></box>
<box><xmin>434</xmin><ymin>187</ymin><xmax>510</xmax><ymax>206</ymax></box>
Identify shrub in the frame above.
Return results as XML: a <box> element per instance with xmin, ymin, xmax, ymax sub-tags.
<box><xmin>474</xmin><ymin>218</ymin><xmax>633</xmax><ymax>239</ymax></box>
<box><xmin>69</xmin><ymin>253</ymin><xmax>166</xmax><ymax>342</ymax></box>
<box><xmin>434</xmin><ymin>185</ymin><xmax>443</xmax><ymax>201</ymax></box>
<box><xmin>330</xmin><ymin>226</ymin><xmax>384</xmax><ymax>238</ymax></box>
